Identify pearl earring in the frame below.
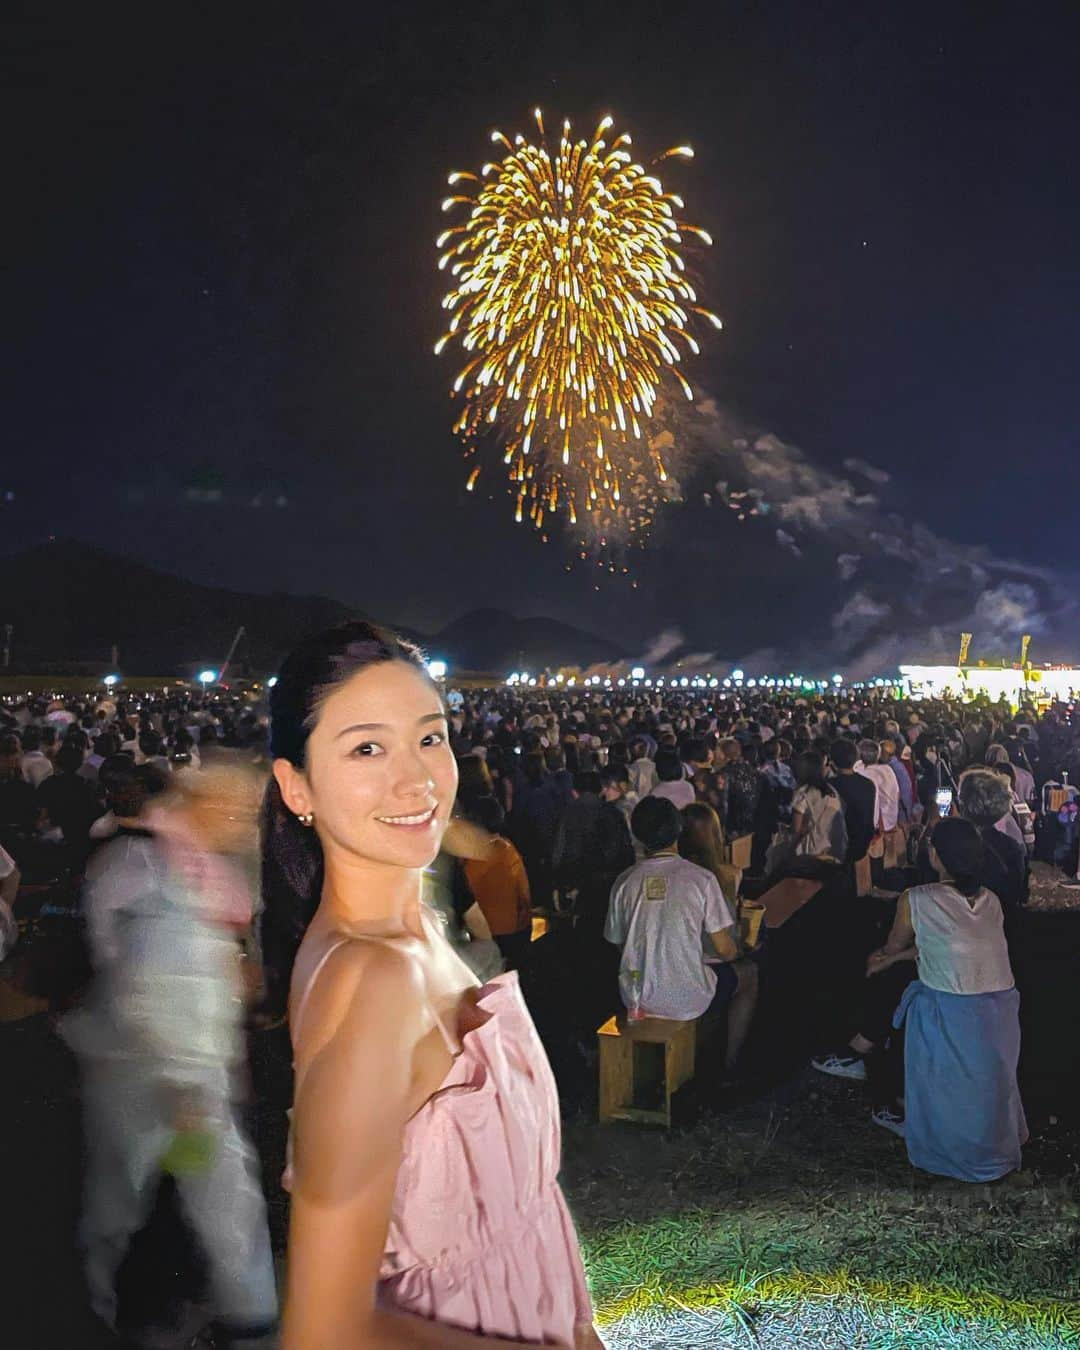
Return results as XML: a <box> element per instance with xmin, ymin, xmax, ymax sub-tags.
<box><xmin>297</xmin><ymin>812</ymin><xmax>314</xmax><ymax>827</ymax></box>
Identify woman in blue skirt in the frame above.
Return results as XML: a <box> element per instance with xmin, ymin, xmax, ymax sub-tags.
<box><xmin>869</xmin><ymin>817</ymin><xmax>1027</xmax><ymax>1182</ymax></box>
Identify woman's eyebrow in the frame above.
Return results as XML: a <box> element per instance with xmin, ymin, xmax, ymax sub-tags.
<box><xmin>334</xmin><ymin>722</ymin><xmax>387</xmax><ymax>739</ymax></box>
<box><xmin>334</xmin><ymin>712</ymin><xmax>446</xmax><ymax>740</ymax></box>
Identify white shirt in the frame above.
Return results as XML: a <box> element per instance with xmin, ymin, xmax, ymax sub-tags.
<box><xmin>605</xmin><ymin>854</ymin><xmax>735</xmax><ymax>1020</ymax></box>
<box><xmin>1012</xmin><ymin>766</ymin><xmax>1035</xmax><ymax>805</ymax></box>
<box><xmin>21</xmin><ymin>750</ymin><xmax>53</xmax><ymax>789</ymax></box>
<box><xmin>857</xmin><ymin>763</ymin><xmax>900</xmax><ymax>832</ymax></box>
<box><xmin>791</xmin><ymin>785</ymin><xmax>847</xmax><ymax>859</ymax></box>
<box><xmin>628</xmin><ymin>758</ymin><xmax>658</xmax><ymax>797</ymax></box>
<box><xmin>649</xmin><ymin>779</ymin><xmax>696</xmax><ymax>810</ymax></box>
<box><xmin>908</xmin><ymin>883</ymin><xmax>1014</xmax><ymax>995</ymax></box>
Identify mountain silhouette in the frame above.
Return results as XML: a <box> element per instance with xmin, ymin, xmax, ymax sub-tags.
<box><xmin>0</xmin><ymin>540</ymin><xmax>623</xmax><ymax>677</ymax></box>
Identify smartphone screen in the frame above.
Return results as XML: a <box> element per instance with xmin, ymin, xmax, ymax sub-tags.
<box><xmin>935</xmin><ymin>787</ymin><xmax>954</xmax><ymax>814</ymax></box>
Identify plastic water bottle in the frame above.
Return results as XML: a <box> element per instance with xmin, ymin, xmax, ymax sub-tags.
<box><xmin>627</xmin><ymin>969</ymin><xmax>645</xmax><ymax>1021</ymax></box>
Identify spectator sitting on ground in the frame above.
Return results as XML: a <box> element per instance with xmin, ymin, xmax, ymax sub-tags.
<box><xmin>20</xmin><ymin>725</ymin><xmax>54</xmax><ymax>789</ymax></box>
<box><xmin>552</xmin><ymin>771</ymin><xmax>634</xmax><ymax>927</ymax></box>
<box><xmin>137</xmin><ymin>730</ymin><xmax>172</xmax><ymax>774</ymax></box>
<box><xmin>983</xmin><ymin>760</ymin><xmax>1025</xmax><ymax>845</ymax></box>
<box><xmin>791</xmin><ymin>751</ymin><xmax>848</xmax><ymax>861</ymax></box>
<box><xmin>89</xmin><ymin>756</ymin><xmax>161</xmax><ymax>843</ymax></box>
<box><xmin>604</xmin><ymin>796</ymin><xmax>758</xmax><ymax>1080</ymax></box>
<box><xmin>649</xmin><ymin>748</ymin><xmax>695</xmax><ymax>809</ymax></box>
<box><xmin>717</xmin><ymin>738</ymin><xmax>761</xmax><ymax>839</ymax></box>
<box><xmin>678</xmin><ymin>801</ymin><xmax>742</xmax><ymax>908</ymax></box>
<box><xmin>760</xmin><ymin>739</ymin><xmax>795</xmax><ymax>823</ymax></box>
<box><xmin>454</xmin><ymin>753</ymin><xmax>495</xmax><ymax>819</ymax></box>
<box><xmin>627</xmin><ymin>737</ymin><xmax>658</xmax><ymax>798</ymax></box>
<box><xmin>36</xmin><ymin>738</ymin><xmax>102</xmax><ymax>858</ymax></box>
<box><xmin>599</xmin><ymin>762</ymin><xmax>638</xmax><ymax>829</ymax></box>
<box><xmin>875</xmin><ymin>818</ymin><xmax>1027</xmax><ymax>1180</ymax></box>
<box><xmin>954</xmin><ymin>769</ymin><xmax>1029</xmax><ymax>925</ymax></box>
<box><xmin>686</xmin><ymin>737</ymin><xmax>724</xmax><ymax>816</ymax></box>
<box><xmin>78</xmin><ymin>730</ymin><xmax>120</xmax><ymax>785</ymax></box>
<box><xmin>1005</xmin><ymin>739</ymin><xmax>1036</xmax><ymax>805</ymax></box>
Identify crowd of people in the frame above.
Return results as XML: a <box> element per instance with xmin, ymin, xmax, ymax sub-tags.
<box><xmin>1</xmin><ymin>647</ymin><xmax>1075</xmax><ymax>1346</ymax></box>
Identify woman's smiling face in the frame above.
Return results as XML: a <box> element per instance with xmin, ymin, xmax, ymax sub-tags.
<box><xmin>275</xmin><ymin>661</ymin><xmax>458</xmax><ymax>872</ymax></box>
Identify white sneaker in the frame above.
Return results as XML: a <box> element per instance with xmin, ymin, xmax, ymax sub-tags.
<box><xmin>811</xmin><ymin>1051</ymin><xmax>868</xmax><ymax>1082</ymax></box>
<box><xmin>872</xmin><ymin>1107</ymin><xmax>906</xmax><ymax>1137</ymax></box>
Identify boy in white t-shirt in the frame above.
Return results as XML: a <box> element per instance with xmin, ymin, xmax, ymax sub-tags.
<box><xmin>605</xmin><ymin>796</ymin><xmax>759</xmax><ymax>1075</ymax></box>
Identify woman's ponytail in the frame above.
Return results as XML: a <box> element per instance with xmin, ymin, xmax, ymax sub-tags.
<box><xmin>259</xmin><ymin>775</ymin><xmax>324</xmax><ymax>1017</ymax></box>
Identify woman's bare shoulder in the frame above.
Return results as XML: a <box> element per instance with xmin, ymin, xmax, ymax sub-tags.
<box><xmin>295</xmin><ymin>937</ymin><xmax>426</xmax><ymax>1053</ymax></box>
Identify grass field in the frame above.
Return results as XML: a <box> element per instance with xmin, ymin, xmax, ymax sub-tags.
<box><xmin>561</xmin><ymin>1070</ymin><xmax>1080</xmax><ymax>1349</ymax></box>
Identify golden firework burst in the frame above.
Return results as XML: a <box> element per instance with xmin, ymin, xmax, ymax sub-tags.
<box><xmin>435</xmin><ymin>109</ymin><xmax>720</xmax><ymax>538</ymax></box>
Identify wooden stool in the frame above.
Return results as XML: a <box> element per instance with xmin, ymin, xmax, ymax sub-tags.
<box><xmin>597</xmin><ymin>1014</ymin><xmax>697</xmax><ymax>1127</ymax></box>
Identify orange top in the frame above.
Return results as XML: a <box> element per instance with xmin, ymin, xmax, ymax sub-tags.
<box><xmin>464</xmin><ymin>837</ymin><xmax>532</xmax><ymax>936</ymax></box>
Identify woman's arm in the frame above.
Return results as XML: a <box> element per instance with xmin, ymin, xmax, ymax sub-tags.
<box><xmin>883</xmin><ymin>892</ymin><xmax>915</xmax><ymax>956</ymax></box>
<box><xmin>866</xmin><ymin>943</ymin><xmax>917</xmax><ymax>976</ymax></box>
<box><xmin>791</xmin><ymin>809</ymin><xmax>810</xmax><ymax>840</ymax></box>
<box><xmin>285</xmin><ymin>945</ymin><xmax>544</xmax><ymax>1349</ymax></box>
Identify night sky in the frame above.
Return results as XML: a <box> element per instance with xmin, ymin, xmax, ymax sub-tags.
<box><xmin>7</xmin><ymin>4</ymin><xmax>1080</xmax><ymax>661</ymax></box>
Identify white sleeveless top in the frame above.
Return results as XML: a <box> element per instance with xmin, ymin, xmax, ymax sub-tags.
<box><xmin>908</xmin><ymin>882</ymin><xmax>1014</xmax><ymax>996</ymax></box>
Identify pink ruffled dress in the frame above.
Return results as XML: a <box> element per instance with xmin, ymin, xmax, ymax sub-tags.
<box><xmin>287</xmin><ymin>926</ymin><xmax>594</xmax><ymax>1346</ymax></box>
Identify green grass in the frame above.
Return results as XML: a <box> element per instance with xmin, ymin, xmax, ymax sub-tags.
<box><xmin>561</xmin><ymin>1076</ymin><xmax>1080</xmax><ymax>1347</ymax></box>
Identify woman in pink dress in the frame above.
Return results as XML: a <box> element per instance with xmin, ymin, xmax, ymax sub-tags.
<box><xmin>262</xmin><ymin>622</ymin><xmax>600</xmax><ymax>1349</ymax></box>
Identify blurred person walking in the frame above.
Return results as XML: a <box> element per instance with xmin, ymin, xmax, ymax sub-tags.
<box><xmin>62</xmin><ymin>761</ymin><xmax>277</xmax><ymax>1345</ymax></box>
